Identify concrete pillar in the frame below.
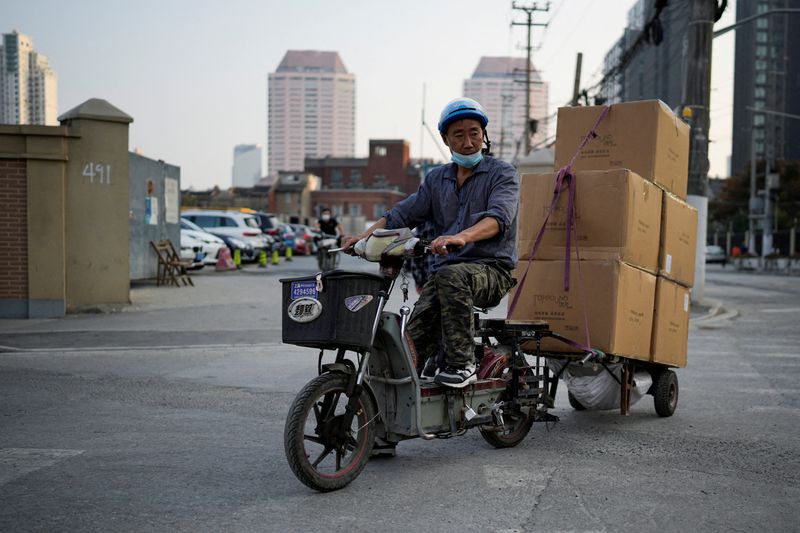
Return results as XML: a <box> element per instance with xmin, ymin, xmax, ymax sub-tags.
<box><xmin>59</xmin><ymin>99</ymin><xmax>133</xmax><ymax>311</ymax></box>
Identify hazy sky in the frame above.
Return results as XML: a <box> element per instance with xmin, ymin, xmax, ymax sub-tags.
<box><xmin>6</xmin><ymin>0</ymin><xmax>736</xmax><ymax>189</ymax></box>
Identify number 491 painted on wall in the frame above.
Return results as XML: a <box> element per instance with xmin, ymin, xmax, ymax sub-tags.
<box><xmin>82</xmin><ymin>162</ymin><xmax>112</xmax><ymax>184</ymax></box>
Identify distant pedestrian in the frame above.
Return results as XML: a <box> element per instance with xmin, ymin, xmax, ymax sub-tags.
<box><xmin>732</xmin><ymin>245</ymin><xmax>741</xmax><ymax>257</ymax></box>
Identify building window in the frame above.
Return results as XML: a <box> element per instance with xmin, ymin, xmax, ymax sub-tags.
<box><xmin>333</xmin><ymin>205</ymin><xmax>344</xmax><ymax>216</ymax></box>
<box><xmin>374</xmin><ymin>174</ymin><xmax>387</xmax><ymax>187</ymax></box>
<box><xmin>374</xmin><ymin>145</ymin><xmax>387</xmax><ymax>156</ymax></box>
<box><xmin>349</xmin><ymin>204</ymin><xmax>362</xmax><ymax>216</ymax></box>
<box><xmin>331</xmin><ymin>169</ymin><xmax>343</xmax><ymax>187</ymax></box>
<box><xmin>754</xmin><ymin>87</ymin><xmax>766</xmax><ymax>98</ymax></box>
<box><xmin>756</xmin><ymin>45</ymin><xmax>767</xmax><ymax>58</ymax></box>
<box><xmin>350</xmin><ymin>169</ymin><xmax>362</xmax><ymax>186</ymax></box>
<box><xmin>284</xmin><ymin>192</ymin><xmax>292</xmax><ymax>205</ymax></box>
<box><xmin>754</xmin><ymin>114</ymin><xmax>765</xmax><ymax>126</ymax></box>
<box><xmin>373</xmin><ymin>203</ymin><xmax>386</xmax><ymax>219</ymax></box>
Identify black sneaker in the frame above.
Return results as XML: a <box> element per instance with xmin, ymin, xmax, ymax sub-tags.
<box><xmin>434</xmin><ymin>364</ymin><xmax>477</xmax><ymax>388</ymax></box>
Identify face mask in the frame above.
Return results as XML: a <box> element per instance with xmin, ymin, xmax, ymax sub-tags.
<box><xmin>451</xmin><ymin>150</ymin><xmax>483</xmax><ymax>169</ymax></box>
<box><xmin>321</xmin><ymin>215</ymin><xmax>331</xmax><ymax>222</ymax></box>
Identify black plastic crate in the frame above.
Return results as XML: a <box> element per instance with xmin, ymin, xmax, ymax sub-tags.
<box><xmin>281</xmin><ymin>271</ymin><xmax>388</xmax><ymax>351</ymax></box>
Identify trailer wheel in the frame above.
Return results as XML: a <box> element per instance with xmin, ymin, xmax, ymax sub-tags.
<box><xmin>653</xmin><ymin>370</ymin><xmax>678</xmax><ymax>417</ymax></box>
<box><xmin>568</xmin><ymin>392</ymin><xmax>586</xmax><ymax>411</ymax></box>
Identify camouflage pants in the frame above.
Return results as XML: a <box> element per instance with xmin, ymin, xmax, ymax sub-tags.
<box><xmin>408</xmin><ymin>262</ymin><xmax>514</xmax><ymax>368</ymax></box>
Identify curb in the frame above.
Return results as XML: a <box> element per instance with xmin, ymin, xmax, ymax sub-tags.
<box><xmin>691</xmin><ymin>297</ymin><xmax>739</xmax><ymax>328</ymax></box>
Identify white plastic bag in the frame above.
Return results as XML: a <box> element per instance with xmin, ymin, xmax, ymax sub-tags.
<box><xmin>547</xmin><ymin>359</ymin><xmax>652</xmax><ymax>410</ymax></box>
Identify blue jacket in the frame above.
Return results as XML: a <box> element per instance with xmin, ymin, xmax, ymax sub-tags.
<box><xmin>384</xmin><ymin>156</ymin><xmax>518</xmax><ymax>271</ymax></box>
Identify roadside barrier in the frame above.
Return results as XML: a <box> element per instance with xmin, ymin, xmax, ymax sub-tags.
<box><xmin>215</xmin><ymin>247</ymin><xmax>237</xmax><ymax>271</ymax></box>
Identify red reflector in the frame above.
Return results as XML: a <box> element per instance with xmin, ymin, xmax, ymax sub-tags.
<box><xmin>243</xmin><ymin>231</ymin><xmax>260</xmax><ymax>236</ymax></box>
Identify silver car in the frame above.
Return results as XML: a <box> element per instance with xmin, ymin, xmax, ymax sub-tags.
<box><xmin>705</xmin><ymin>245</ymin><xmax>727</xmax><ymax>265</ymax></box>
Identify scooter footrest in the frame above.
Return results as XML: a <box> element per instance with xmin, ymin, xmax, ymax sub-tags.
<box><xmin>419</xmin><ymin>378</ymin><xmax>505</xmax><ymax>397</ymax></box>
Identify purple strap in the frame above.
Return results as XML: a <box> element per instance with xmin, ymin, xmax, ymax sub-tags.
<box><xmin>508</xmin><ymin>106</ymin><xmax>610</xmax><ymax>353</ymax></box>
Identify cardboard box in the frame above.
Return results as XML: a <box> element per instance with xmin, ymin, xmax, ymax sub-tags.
<box><xmin>508</xmin><ymin>259</ymin><xmax>656</xmax><ymax>360</ymax></box>
<box><xmin>554</xmin><ymin>100</ymin><xmax>690</xmax><ymax>199</ymax></box>
<box><xmin>651</xmin><ymin>277</ymin><xmax>691</xmax><ymax>367</ymax></box>
<box><xmin>518</xmin><ymin>169</ymin><xmax>663</xmax><ymax>273</ymax></box>
<box><xmin>659</xmin><ymin>192</ymin><xmax>698</xmax><ymax>287</ymax></box>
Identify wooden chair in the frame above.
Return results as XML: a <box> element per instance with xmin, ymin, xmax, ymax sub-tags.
<box><xmin>149</xmin><ymin>240</ymin><xmax>194</xmax><ymax>287</ymax></box>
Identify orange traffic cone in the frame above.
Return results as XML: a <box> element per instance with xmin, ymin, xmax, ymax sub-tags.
<box><xmin>215</xmin><ymin>247</ymin><xmax>237</xmax><ymax>271</ymax></box>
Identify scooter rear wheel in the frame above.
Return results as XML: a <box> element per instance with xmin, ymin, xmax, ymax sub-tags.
<box><xmin>284</xmin><ymin>373</ymin><xmax>377</xmax><ymax>491</ymax></box>
<box><xmin>479</xmin><ymin>392</ymin><xmax>534</xmax><ymax>448</ymax></box>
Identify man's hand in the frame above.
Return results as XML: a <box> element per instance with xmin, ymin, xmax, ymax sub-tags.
<box><xmin>429</xmin><ymin>235</ymin><xmax>467</xmax><ymax>256</ymax></box>
<box><xmin>341</xmin><ymin>234</ymin><xmax>364</xmax><ymax>255</ymax></box>
<box><xmin>341</xmin><ymin>217</ymin><xmax>388</xmax><ymax>255</ymax></box>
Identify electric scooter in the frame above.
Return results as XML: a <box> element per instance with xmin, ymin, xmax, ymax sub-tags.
<box><xmin>281</xmin><ymin>228</ymin><xmax>558</xmax><ymax>492</ymax></box>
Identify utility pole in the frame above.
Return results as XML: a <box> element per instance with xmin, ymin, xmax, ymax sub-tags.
<box><xmin>571</xmin><ymin>53</ymin><xmax>583</xmax><ymax>106</ymax></box>
<box><xmin>682</xmin><ymin>0</ymin><xmax>717</xmax><ymax>302</ymax></box>
<box><xmin>512</xmin><ymin>2</ymin><xmax>549</xmax><ymax>157</ymax></box>
<box><xmin>498</xmin><ymin>93</ymin><xmax>514</xmax><ymax>160</ymax></box>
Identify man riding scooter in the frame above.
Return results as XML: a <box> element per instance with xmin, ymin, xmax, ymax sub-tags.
<box><xmin>343</xmin><ymin>97</ymin><xmax>519</xmax><ymax>389</ymax></box>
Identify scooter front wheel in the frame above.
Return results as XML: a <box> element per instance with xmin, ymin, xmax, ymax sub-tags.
<box><xmin>284</xmin><ymin>373</ymin><xmax>377</xmax><ymax>491</ymax></box>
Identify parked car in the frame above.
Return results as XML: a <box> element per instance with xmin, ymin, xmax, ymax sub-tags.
<box><xmin>215</xmin><ymin>233</ymin><xmax>254</xmax><ymax>260</ymax></box>
<box><xmin>179</xmin><ymin>233</ymin><xmax>206</xmax><ymax>270</ymax></box>
<box><xmin>181</xmin><ymin>210</ymin><xmax>267</xmax><ymax>261</ymax></box>
<box><xmin>244</xmin><ymin>209</ymin><xmax>282</xmax><ymax>234</ymax></box>
<box><xmin>706</xmin><ymin>245</ymin><xmax>728</xmax><ymax>265</ymax></box>
<box><xmin>180</xmin><ymin>218</ymin><xmax>226</xmax><ymax>265</ymax></box>
<box><xmin>290</xmin><ymin>223</ymin><xmax>319</xmax><ymax>254</ymax></box>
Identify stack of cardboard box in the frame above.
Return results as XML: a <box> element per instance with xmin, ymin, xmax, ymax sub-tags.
<box><xmin>510</xmin><ymin>100</ymin><xmax>697</xmax><ymax>367</ymax></box>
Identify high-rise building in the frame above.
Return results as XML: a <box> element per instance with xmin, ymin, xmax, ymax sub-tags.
<box><xmin>232</xmin><ymin>144</ymin><xmax>262</xmax><ymax>187</ymax></box>
<box><xmin>463</xmin><ymin>57</ymin><xmax>548</xmax><ymax>161</ymax></box>
<box><xmin>599</xmin><ymin>1</ymin><xmax>688</xmax><ymax>109</ymax></box>
<box><xmin>0</xmin><ymin>30</ymin><xmax>58</xmax><ymax>125</ymax></box>
<box><xmin>731</xmin><ymin>0</ymin><xmax>800</xmax><ymax>176</ymax></box>
<box><xmin>267</xmin><ymin>50</ymin><xmax>355</xmax><ymax>177</ymax></box>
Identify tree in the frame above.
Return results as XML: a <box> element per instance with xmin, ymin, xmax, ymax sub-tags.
<box><xmin>709</xmin><ymin>160</ymin><xmax>800</xmax><ymax>233</ymax></box>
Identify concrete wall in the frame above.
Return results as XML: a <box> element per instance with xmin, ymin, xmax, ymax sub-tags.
<box><xmin>0</xmin><ymin>98</ymin><xmax>133</xmax><ymax>318</ymax></box>
<box><xmin>0</xmin><ymin>125</ymin><xmax>70</xmax><ymax>318</ymax></box>
<box><xmin>129</xmin><ymin>152</ymin><xmax>181</xmax><ymax>280</ymax></box>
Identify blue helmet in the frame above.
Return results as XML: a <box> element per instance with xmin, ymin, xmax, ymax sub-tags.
<box><xmin>437</xmin><ymin>97</ymin><xmax>489</xmax><ymax>135</ymax></box>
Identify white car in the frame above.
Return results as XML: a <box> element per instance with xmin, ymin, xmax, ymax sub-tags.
<box><xmin>180</xmin><ymin>219</ymin><xmax>226</xmax><ymax>265</ymax></box>
<box><xmin>181</xmin><ymin>210</ymin><xmax>267</xmax><ymax>261</ymax></box>
<box><xmin>179</xmin><ymin>232</ymin><xmax>206</xmax><ymax>270</ymax></box>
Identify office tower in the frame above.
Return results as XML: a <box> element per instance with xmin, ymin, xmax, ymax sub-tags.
<box><xmin>267</xmin><ymin>50</ymin><xmax>356</xmax><ymax>177</ymax></box>
<box><xmin>731</xmin><ymin>0</ymin><xmax>800</xmax><ymax>175</ymax></box>
<box><xmin>232</xmin><ymin>144</ymin><xmax>262</xmax><ymax>187</ymax></box>
<box><xmin>599</xmin><ymin>0</ymin><xmax>688</xmax><ymax>108</ymax></box>
<box><xmin>463</xmin><ymin>56</ymin><xmax>549</xmax><ymax>161</ymax></box>
<box><xmin>0</xmin><ymin>30</ymin><xmax>58</xmax><ymax>125</ymax></box>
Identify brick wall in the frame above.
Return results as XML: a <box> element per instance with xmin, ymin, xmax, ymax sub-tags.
<box><xmin>0</xmin><ymin>159</ymin><xmax>28</xmax><ymax>299</ymax></box>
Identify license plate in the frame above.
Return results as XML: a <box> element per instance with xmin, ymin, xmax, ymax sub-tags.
<box><xmin>290</xmin><ymin>280</ymin><xmax>318</xmax><ymax>300</ymax></box>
